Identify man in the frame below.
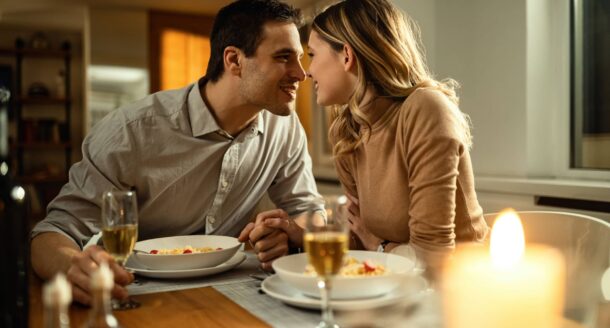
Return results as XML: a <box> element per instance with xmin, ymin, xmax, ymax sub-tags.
<box><xmin>30</xmin><ymin>0</ymin><xmax>323</xmax><ymax>305</ymax></box>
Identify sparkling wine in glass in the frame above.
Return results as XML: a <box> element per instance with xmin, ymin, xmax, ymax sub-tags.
<box><xmin>304</xmin><ymin>195</ymin><xmax>349</xmax><ymax>328</ymax></box>
<box><xmin>101</xmin><ymin>190</ymin><xmax>140</xmax><ymax>310</ymax></box>
<box><xmin>101</xmin><ymin>224</ymin><xmax>137</xmax><ymax>266</ymax></box>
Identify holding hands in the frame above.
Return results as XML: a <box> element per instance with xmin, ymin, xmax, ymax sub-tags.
<box><xmin>238</xmin><ymin>195</ymin><xmax>391</xmax><ymax>271</ymax></box>
<box><xmin>238</xmin><ymin>209</ymin><xmax>304</xmax><ymax>271</ymax></box>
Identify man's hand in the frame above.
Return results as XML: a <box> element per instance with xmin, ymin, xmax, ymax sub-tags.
<box><xmin>238</xmin><ymin>209</ymin><xmax>303</xmax><ymax>271</ymax></box>
<box><xmin>263</xmin><ymin>214</ymin><xmax>305</xmax><ymax>248</ymax></box>
<box><xmin>345</xmin><ymin>193</ymin><xmax>382</xmax><ymax>251</ymax></box>
<box><xmin>66</xmin><ymin>245</ymin><xmax>134</xmax><ymax>305</ymax></box>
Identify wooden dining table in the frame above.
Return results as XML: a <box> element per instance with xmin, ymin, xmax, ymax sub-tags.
<box><xmin>27</xmin><ymin>247</ymin><xmax>599</xmax><ymax>328</ymax></box>
<box><xmin>28</xmin><ymin>273</ymin><xmax>270</xmax><ymax>328</ymax></box>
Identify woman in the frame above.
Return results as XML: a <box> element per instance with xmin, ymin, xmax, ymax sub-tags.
<box><xmin>306</xmin><ymin>0</ymin><xmax>488</xmax><ymax>268</ymax></box>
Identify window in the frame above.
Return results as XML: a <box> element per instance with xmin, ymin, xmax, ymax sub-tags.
<box><xmin>160</xmin><ymin>30</ymin><xmax>210</xmax><ymax>90</ymax></box>
<box><xmin>571</xmin><ymin>0</ymin><xmax>610</xmax><ymax>170</ymax></box>
<box><xmin>88</xmin><ymin>65</ymin><xmax>148</xmax><ymax>129</ymax></box>
<box><xmin>148</xmin><ymin>11</ymin><xmax>214</xmax><ymax>93</ymax></box>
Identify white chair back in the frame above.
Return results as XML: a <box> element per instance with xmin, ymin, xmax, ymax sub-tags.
<box><xmin>484</xmin><ymin>211</ymin><xmax>610</xmax><ymax>327</ymax></box>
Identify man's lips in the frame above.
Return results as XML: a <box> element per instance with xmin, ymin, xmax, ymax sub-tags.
<box><xmin>280</xmin><ymin>85</ymin><xmax>298</xmax><ymax>97</ymax></box>
<box><xmin>280</xmin><ymin>85</ymin><xmax>298</xmax><ymax>92</ymax></box>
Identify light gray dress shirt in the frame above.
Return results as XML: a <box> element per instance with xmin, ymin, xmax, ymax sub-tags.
<box><xmin>31</xmin><ymin>78</ymin><xmax>323</xmax><ymax>248</ymax></box>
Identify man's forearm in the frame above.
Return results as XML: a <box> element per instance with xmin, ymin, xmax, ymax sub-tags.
<box><xmin>31</xmin><ymin>232</ymin><xmax>80</xmax><ymax>280</ymax></box>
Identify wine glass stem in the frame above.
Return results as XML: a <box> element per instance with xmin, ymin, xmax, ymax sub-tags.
<box><xmin>319</xmin><ymin>277</ymin><xmax>334</xmax><ymax>326</ymax></box>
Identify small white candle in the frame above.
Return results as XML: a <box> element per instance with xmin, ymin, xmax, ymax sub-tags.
<box><xmin>443</xmin><ymin>210</ymin><xmax>566</xmax><ymax>328</ymax></box>
<box><xmin>43</xmin><ymin>273</ymin><xmax>72</xmax><ymax>306</ymax></box>
<box><xmin>91</xmin><ymin>262</ymin><xmax>114</xmax><ymax>290</ymax></box>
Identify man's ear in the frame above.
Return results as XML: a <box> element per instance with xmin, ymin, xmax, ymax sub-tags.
<box><xmin>343</xmin><ymin>43</ymin><xmax>357</xmax><ymax>72</ymax></box>
<box><xmin>224</xmin><ymin>46</ymin><xmax>242</xmax><ymax>76</ymax></box>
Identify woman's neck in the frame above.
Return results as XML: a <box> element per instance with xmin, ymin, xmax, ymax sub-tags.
<box><xmin>356</xmin><ymin>88</ymin><xmax>397</xmax><ymax>128</ymax></box>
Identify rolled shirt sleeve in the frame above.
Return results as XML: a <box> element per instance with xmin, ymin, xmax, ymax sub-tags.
<box><xmin>267</xmin><ymin>113</ymin><xmax>324</xmax><ymax>217</ymax></box>
<box><xmin>31</xmin><ymin>111</ymin><xmax>135</xmax><ymax>249</ymax></box>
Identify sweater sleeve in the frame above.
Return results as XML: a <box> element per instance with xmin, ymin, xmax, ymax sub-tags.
<box><xmin>403</xmin><ymin>89</ymin><xmax>467</xmax><ymax>263</ymax></box>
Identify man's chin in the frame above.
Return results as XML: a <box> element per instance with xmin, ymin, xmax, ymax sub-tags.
<box><xmin>266</xmin><ymin>103</ymin><xmax>294</xmax><ymax>116</ymax></box>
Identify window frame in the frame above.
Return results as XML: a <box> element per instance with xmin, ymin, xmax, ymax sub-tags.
<box><xmin>566</xmin><ymin>0</ymin><xmax>610</xmax><ymax>178</ymax></box>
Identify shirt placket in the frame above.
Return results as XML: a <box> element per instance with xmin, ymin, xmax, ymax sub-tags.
<box><xmin>206</xmin><ymin>141</ymin><xmax>240</xmax><ymax>233</ymax></box>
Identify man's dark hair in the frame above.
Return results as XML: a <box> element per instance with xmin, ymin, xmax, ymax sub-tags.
<box><xmin>206</xmin><ymin>0</ymin><xmax>303</xmax><ymax>82</ymax></box>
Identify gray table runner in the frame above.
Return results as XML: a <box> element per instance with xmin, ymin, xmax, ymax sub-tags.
<box><xmin>126</xmin><ymin>252</ymin><xmax>441</xmax><ymax>327</ymax></box>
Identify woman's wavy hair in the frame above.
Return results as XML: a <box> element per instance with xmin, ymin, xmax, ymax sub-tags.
<box><xmin>312</xmin><ymin>0</ymin><xmax>472</xmax><ymax>157</ymax></box>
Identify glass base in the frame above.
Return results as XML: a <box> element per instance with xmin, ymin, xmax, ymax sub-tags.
<box><xmin>316</xmin><ymin>322</ymin><xmax>339</xmax><ymax>328</ymax></box>
<box><xmin>111</xmin><ymin>297</ymin><xmax>140</xmax><ymax>311</ymax></box>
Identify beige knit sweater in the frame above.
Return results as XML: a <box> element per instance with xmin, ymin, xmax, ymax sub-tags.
<box><xmin>333</xmin><ymin>88</ymin><xmax>489</xmax><ymax>264</ymax></box>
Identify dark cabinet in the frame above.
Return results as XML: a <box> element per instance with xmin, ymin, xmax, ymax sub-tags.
<box><xmin>11</xmin><ymin>39</ymin><xmax>72</xmax><ymax>183</ymax></box>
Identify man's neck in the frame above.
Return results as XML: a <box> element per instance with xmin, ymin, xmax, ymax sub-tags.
<box><xmin>201</xmin><ymin>79</ymin><xmax>261</xmax><ymax>137</ymax></box>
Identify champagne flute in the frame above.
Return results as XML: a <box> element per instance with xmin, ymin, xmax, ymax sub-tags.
<box><xmin>101</xmin><ymin>190</ymin><xmax>140</xmax><ymax>310</ymax></box>
<box><xmin>304</xmin><ymin>195</ymin><xmax>350</xmax><ymax>328</ymax></box>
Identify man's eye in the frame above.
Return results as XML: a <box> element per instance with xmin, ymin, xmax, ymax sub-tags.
<box><xmin>276</xmin><ymin>55</ymin><xmax>290</xmax><ymax>62</ymax></box>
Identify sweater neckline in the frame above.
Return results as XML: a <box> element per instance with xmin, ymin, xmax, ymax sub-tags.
<box><xmin>360</xmin><ymin>99</ymin><xmax>403</xmax><ymax>134</ymax></box>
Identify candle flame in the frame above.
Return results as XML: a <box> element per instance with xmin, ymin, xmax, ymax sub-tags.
<box><xmin>489</xmin><ymin>209</ymin><xmax>525</xmax><ymax>269</ymax></box>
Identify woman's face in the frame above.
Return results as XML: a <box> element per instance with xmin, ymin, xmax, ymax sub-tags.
<box><xmin>307</xmin><ymin>30</ymin><xmax>356</xmax><ymax>106</ymax></box>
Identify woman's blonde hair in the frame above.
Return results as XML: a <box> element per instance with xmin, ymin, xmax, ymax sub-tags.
<box><xmin>312</xmin><ymin>0</ymin><xmax>472</xmax><ymax>157</ymax></box>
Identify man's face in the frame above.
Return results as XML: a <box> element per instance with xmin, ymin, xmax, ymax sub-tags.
<box><xmin>239</xmin><ymin>21</ymin><xmax>306</xmax><ymax>116</ymax></box>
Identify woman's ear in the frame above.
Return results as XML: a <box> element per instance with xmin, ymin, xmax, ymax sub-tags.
<box><xmin>224</xmin><ymin>46</ymin><xmax>242</xmax><ymax>76</ymax></box>
<box><xmin>343</xmin><ymin>43</ymin><xmax>357</xmax><ymax>72</ymax></box>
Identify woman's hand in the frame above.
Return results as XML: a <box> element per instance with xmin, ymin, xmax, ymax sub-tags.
<box><xmin>345</xmin><ymin>193</ymin><xmax>382</xmax><ymax>251</ymax></box>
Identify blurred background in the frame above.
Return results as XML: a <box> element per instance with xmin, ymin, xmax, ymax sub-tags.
<box><xmin>0</xmin><ymin>0</ymin><xmax>608</xmax><ymax>226</ymax></box>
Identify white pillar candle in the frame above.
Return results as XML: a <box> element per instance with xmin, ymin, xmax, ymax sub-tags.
<box><xmin>442</xmin><ymin>210</ymin><xmax>566</xmax><ymax>328</ymax></box>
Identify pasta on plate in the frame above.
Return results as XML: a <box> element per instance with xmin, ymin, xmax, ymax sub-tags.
<box><xmin>305</xmin><ymin>256</ymin><xmax>387</xmax><ymax>277</ymax></box>
<box><xmin>150</xmin><ymin>245</ymin><xmax>222</xmax><ymax>254</ymax></box>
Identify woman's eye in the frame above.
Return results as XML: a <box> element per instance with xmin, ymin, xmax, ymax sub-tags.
<box><xmin>307</xmin><ymin>52</ymin><xmax>314</xmax><ymax>58</ymax></box>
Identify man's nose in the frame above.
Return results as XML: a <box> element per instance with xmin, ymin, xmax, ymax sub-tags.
<box><xmin>291</xmin><ymin>60</ymin><xmax>306</xmax><ymax>82</ymax></box>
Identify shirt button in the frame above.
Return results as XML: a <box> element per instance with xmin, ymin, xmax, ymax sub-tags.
<box><xmin>208</xmin><ymin>216</ymin><xmax>216</xmax><ymax>224</ymax></box>
<box><xmin>221</xmin><ymin>180</ymin><xmax>228</xmax><ymax>188</ymax></box>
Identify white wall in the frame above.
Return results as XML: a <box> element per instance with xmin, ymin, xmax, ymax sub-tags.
<box><xmin>397</xmin><ymin>0</ymin><xmax>608</xmax><ymax>183</ymax></box>
<box><xmin>387</xmin><ymin>0</ymin><xmax>610</xmax><ymax>220</ymax></box>
<box><xmin>412</xmin><ymin>0</ymin><xmax>530</xmax><ymax>176</ymax></box>
<box><xmin>394</xmin><ymin>0</ymin><xmax>437</xmax><ymax>76</ymax></box>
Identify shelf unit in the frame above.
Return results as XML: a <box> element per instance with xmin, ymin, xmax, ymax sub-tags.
<box><xmin>11</xmin><ymin>39</ymin><xmax>72</xmax><ymax>182</ymax></box>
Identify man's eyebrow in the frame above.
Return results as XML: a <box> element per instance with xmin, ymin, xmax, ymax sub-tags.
<box><xmin>273</xmin><ymin>48</ymin><xmax>299</xmax><ymax>55</ymax></box>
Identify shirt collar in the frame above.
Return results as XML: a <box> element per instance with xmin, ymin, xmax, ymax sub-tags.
<box><xmin>187</xmin><ymin>76</ymin><xmax>265</xmax><ymax>138</ymax></box>
<box><xmin>187</xmin><ymin>77</ymin><xmax>222</xmax><ymax>138</ymax></box>
<box><xmin>252</xmin><ymin>113</ymin><xmax>265</xmax><ymax>135</ymax></box>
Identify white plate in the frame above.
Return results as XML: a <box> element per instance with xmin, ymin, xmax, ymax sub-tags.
<box><xmin>272</xmin><ymin>251</ymin><xmax>417</xmax><ymax>299</ymax></box>
<box><xmin>125</xmin><ymin>251</ymin><xmax>246</xmax><ymax>279</ymax></box>
<box><xmin>132</xmin><ymin>235</ymin><xmax>241</xmax><ymax>270</ymax></box>
<box><xmin>261</xmin><ymin>274</ymin><xmax>427</xmax><ymax>311</ymax></box>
